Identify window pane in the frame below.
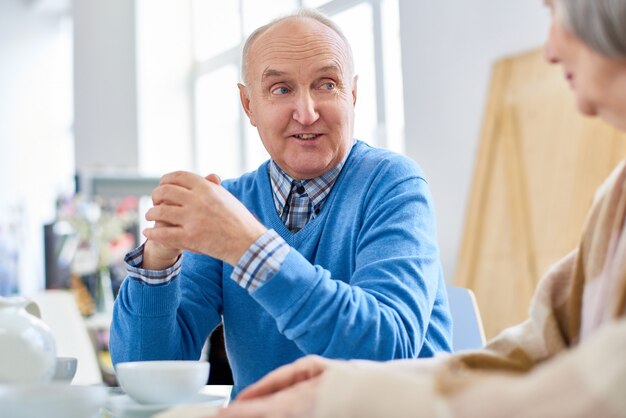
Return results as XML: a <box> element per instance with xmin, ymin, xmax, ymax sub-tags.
<box><xmin>333</xmin><ymin>3</ymin><xmax>378</xmax><ymax>146</ymax></box>
<box><xmin>244</xmin><ymin>122</ymin><xmax>270</xmax><ymax>173</ymax></box>
<box><xmin>192</xmin><ymin>0</ymin><xmax>241</xmax><ymax>61</ymax></box>
<box><xmin>241</xmin><ymin>0</ymin><xmax>297</xmax><ymax>37</ymax></box>
<box><xmin>194</xmin><ymin>66</ymin><xmax>242</xmax><ymax>179</ymax></box>
<box><xmin>136</xmin><ymin>0</ymin><xmax>193</xmax><ymax>175</ymax></box>
<box><xmin>302</xmin><ymin>0</ymin><xmax>330</xmax><ymax>8</ymax></box>
<box><xmin>381</xmin><ymin>0</ymin><xmax>405</xmax><ymax>153</ymax></box>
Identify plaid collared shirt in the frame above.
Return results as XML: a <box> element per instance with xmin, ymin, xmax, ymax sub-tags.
<box><xmin>269</xmin><ymin>160</ymin><xmax>344</xmax><ymax>232</ymax></box>
<box><xmin>126</xmin><ymin>145</ymin><xmax>351</xmax><ymax>292</ymax></box>
<box><xmin>231</xmin><ymin>157</ymin><xmax>347</xmax><ymax>290</ymax></box>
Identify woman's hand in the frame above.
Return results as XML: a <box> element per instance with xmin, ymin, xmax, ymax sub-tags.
<box><xmin>215</xmin><ymin>376</ymin><xmax>321</xmax><ymax>418</ymax></box>
<box><xmin>213</xmin><ymin>356</ymin><xmax>333</xmax><ymax>418</ymax></box>
<box><xmin>238</xmin><ymin>355</ymin><xmax>332</xmax><ymax>400</ymax></box>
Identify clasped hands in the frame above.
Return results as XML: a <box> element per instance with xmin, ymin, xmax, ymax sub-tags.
<box><xmin>143</xmin><ymin>171</ymin><xmax>268</xmax><ymax>268</ymax></box>
<box><xmin>144</xmin><ymin>173</ymin><xmax>332</xmax><ymax>417</ymax></box>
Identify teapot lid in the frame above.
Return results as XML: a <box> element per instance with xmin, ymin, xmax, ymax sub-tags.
<box><xmin>0</xmin><ymin>296</ymin><xmax>29</xmax><ymax>309</ymax></box>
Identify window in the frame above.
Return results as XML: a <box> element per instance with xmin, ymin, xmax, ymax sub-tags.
<box><xmin>192</xmin><ymin>1</ymin><xmax>240</xmax><ymax>61</ymax></box>
<box><xmin>241</xmin><ymin>0</ymin><xmax>295</xmax><ymax>36</ymax></box>
<box><xmin>191</xmin><ymin>0</ymin><xmax>404</xmax><ymax>176</ymax></box>
<box><xmin>194</xmin><ymin>66</ymin><xmax>242</xmax><ymax>179</ymax></box>
<box><xmin>333</xmin><ymin>3</ymin><xmax>377</xmax><ymax>145</ymax></box>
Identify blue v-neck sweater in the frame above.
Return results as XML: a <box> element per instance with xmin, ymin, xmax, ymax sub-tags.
<box><xmin>111</xmin><ymin>141</ymin><xmax>452</xmax><ymax>397</ymax></box>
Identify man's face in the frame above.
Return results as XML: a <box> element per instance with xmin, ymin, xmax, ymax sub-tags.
<box><xmin>239</xmin><ymin>17</ymin><xmax>357</xmax><ymax>180</ymax></box>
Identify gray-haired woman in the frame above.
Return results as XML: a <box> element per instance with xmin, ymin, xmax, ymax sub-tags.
<box><xmin>217</xmin><ymin>1</ymin><xmax>626</xmax><ymax>417</ymax></box>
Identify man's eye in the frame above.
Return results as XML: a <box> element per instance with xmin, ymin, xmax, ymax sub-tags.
<box><xmin>271</xmin><ymin>86</ymin><xmax>289</xmax><ymax>95</ymax></box>
<box><xmin>321</xmin><ymin>82</ymin><xmax>335</xmax><ymax>90</ymax></box>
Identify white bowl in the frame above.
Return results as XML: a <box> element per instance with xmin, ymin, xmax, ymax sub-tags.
<box><xmin>0</xmin><ymin>383</ymin><xmax>107</xmax><ymax>418</ymax></box>
<box><xmin>116</xmin><ymin>360</ymin><xmax>210</xmax><ymax>405</ymax></box>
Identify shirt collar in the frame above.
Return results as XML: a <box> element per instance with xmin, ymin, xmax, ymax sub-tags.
<box><xmin>268</xmin><ymin>141</ymin><xmax>355</xmax><ymax>216</ymax></box>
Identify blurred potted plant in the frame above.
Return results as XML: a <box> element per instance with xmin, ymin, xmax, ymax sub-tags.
<box><xmin>56</xmin><ymin>195</ymin><xmax>138</xmax><ymax>316</ymax></box>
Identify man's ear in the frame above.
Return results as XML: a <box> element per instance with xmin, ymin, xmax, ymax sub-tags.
<box><xmin>238</xmin><ymin>83</ymin><xmax>257</xmax><ymax>127</ymax></box>
<box><xmin>351</xmin><ymin>75</ymin><xmax>358</xmax><ymax>106</ymax></box>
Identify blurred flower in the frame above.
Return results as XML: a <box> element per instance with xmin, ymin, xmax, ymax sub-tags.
<box><xmin>56</xmin><ymin>195</ymin><xmax>139</xmax><ymax>273</ymax></box>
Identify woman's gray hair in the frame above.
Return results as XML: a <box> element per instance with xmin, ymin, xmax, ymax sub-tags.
<box><xmin>240</xmin><ymin>8</ymin><xmax>354</xmax><ymax>85</ymax></box>
<box><xmin>556</xmin><ymin>0</ymin><xmax>626</xmax><ymax>58</ymax></box>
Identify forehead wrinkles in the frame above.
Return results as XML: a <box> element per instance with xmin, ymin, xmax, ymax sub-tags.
<box><xmin>249</xmin><ymin>28</ymin><xmax>351</xmax><ymax>82</ymax></box>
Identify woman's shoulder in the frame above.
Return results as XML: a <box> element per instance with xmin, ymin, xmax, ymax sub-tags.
<box><xmin>592</xmin><ymin>160</ymin><xmax>626</xmax><ymax>204</ymax></box>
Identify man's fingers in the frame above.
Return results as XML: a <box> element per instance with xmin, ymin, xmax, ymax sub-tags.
<box><xmin>143</xmin><ymin>225</ymin><xmax>185</xmax><ymax>248</ymax></box>
<box><xmin>153</xmin><ymin>220</ymin><xmax>176</xmax><ymax>228</ymax></box>
<box><xmin>145</xmin><ymin>205</ymin><xmax>186</xmax><ymax>226</ymax></box>
<box><xmin>151</xmin><ymin>184</ymin><xmax>191</xmax><ymax>206</ymax></box>
<box><xmin>160</xmin><ymin>171</ymin><xmax>203</xmax><ymax>189</ymax></box>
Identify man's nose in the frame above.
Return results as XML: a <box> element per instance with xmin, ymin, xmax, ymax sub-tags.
<box><xmin>292</xmin><ymin>91</ymin><xmax>319</xmax><ymax>126</ymax></box>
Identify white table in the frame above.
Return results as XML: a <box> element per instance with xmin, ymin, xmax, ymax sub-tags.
<box><xmin>99</xmin><ymin>385</ymin><xmax>232</xmax><ymax>418</ymax></box>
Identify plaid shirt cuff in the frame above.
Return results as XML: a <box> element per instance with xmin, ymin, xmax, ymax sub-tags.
<box><xmin>231</xmin><ymin>229</ymin><xmax>290</xmax><ymax>292</ymax></box>
<box><xmin>124</xmin><ymin>242</ymin><xmax>183</xmax><ymax>286</ymax></box>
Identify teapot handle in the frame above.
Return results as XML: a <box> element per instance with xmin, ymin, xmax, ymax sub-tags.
<box><xmin>25</xmin><ymin>300</ymin><xmax>42</xmax><ymax>318</ymax></box>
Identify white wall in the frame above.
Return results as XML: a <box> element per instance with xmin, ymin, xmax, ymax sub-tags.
<box><xmin>135</xmin><ymin>0</ymin><xmax>193</xmax><ymax>176</ymax></box>
<box><xmin>73</xmin><ymin>0</ymin><xmax>139</xmax><ymax>174</ymax></box>
<box><xmin>73</xmin><ymin>0</ymin><xmax>193</xmax><ymax>178</ymax></box>
<box><xmin>0</xmin><ymin>0</ymin><xmax>73</xmax><ymax>295</ymax></box>
<box><xmin>398</xmin><ymin>0</ymin><xmax>550</xmax><ymax>280</ymax></box>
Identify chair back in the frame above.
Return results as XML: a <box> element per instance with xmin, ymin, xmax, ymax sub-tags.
<box><xmin>446</xmin><ymin>285</ymin><xmax>486</xmax><ymax>351</ymax></box>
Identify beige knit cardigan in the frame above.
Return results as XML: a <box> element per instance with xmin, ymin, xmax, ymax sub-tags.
<box><xmin>314</xmin><ymin>161</ymin><xmax>626</xmax><ymax>418</ymax></box>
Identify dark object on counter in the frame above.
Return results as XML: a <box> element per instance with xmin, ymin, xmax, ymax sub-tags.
<box><xmin>44</xmin><ymin>223</ymin><xmax>74</xmax><ymax>289</ymax></box>
<box><xmin>208</xmin><ymin>324</ymin><xmax>233</xmax><ymax>385</ymax></box>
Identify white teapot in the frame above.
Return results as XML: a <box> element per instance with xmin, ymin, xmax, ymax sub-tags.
<box><xmin>0</xmin><ymin>296</ymin><xmax>57</xmax><ymax>384</ymax></box>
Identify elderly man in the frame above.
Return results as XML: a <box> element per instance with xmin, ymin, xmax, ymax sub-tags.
<box><xmin>208</xmin><ymin>1</ymin><xmax>626</xmax><ymax>416</ymax></box>
<box><xmin>110</xmin><ymin>9</ymin><xmax>452</xmax><ymax>397</ymax></box>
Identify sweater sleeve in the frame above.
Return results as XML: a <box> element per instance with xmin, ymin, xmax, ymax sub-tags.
<box><xmin>314</xmin><ymin>318</ymin><xmax>626</xmax><ymax>418</ymax></box>
<box><xmin>250</xmin><ymin>159</ymin><xmax>451</xmax><ymax>359</ymax></box>
<box><xmin>109</xmin><ymin>251</ymin><xmax>223</xmax><ymax>364</ymax></box>
<box><xmin>447</xmin><ymin>249</ymin><xmax>578</xmax><ymax>373</ymax></box>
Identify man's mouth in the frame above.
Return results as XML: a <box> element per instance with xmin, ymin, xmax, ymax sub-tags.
<box><xmin>293</xmin><ymin>134</ymin><xmax>321</xmax><ymax>140</ymax></box>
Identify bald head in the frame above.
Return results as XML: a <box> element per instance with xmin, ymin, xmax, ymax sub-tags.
<box><xmin>240</xmin><ymin>9</ymin><xmax>354</xmax><ymax>87</ymax></box>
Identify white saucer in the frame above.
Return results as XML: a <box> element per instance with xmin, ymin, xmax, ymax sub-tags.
<box><xmin>0</xmin><ymin>384</ymin><xmax>107</xmax><ymax>418</ymax></box>
<box><xmin>105</xmin><ymin>393</ymin><xmax>226</xmax><ymax>418</ymax></box>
